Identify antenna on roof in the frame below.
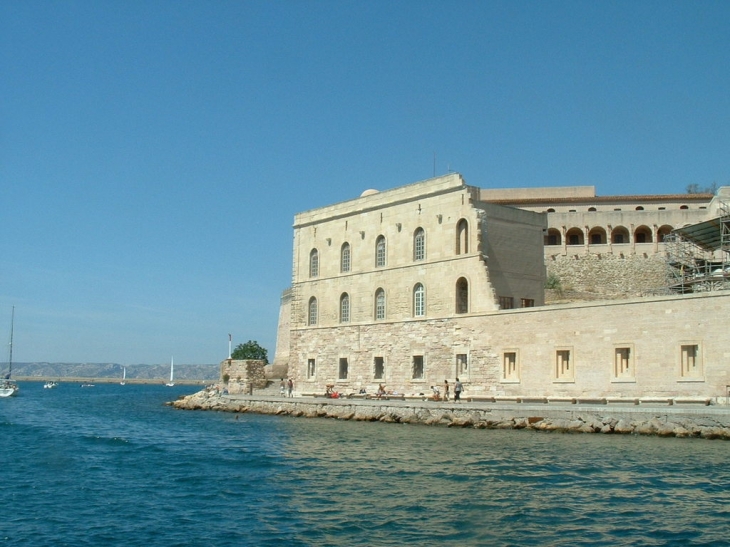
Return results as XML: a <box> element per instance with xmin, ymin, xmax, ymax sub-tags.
<box><xmin>433</xmin><ymin>151</ymin><xmax>436</xmax><ymax>177</ymax></box>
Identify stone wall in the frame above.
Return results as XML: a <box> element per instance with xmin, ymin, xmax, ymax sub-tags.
<box><xmin>288</xmin><ymin>291</ymin><xmax>730</xmax><ymax>402</ymax></box>
<box><xmin>545</xmin><ymin>253</ymin><xmax>670</xmax><ymax>300</ymax></box>
<box><xmin>219</xmin><ymin>359</ymin><xmax>267</xmax><ymax>394</ymax></box>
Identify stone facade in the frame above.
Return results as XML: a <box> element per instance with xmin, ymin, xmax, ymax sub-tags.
<box><xmin>219</xmin><ymin>359</ymin><xmax>267</xmax><ymax>394</ymax></box>
<box><xmin>274</xmin><ymin>175</ymin><xmax>730</xmax><ymax>402</ymax></box>
<box><xmin>483</xmin><ymin>185</ymin><xmax>730</xmax><ymax>299</ymax></box>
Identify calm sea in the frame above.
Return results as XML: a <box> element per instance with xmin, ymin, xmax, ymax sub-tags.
<box><xmin>1</xmin><ymin>382</ymin><xmax>729</xmax><ymax>546</ymax></box>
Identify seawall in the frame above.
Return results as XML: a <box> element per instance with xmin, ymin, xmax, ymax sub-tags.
<box><xmin>171</xmin><ymin>388</ymin><xmax>730</xmax><ymax>440</ymax></box>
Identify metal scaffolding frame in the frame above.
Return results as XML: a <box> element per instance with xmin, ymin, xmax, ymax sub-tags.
<box><xmin>664</xmin><ymin>198</ymin><xmax>730</xmax><ymax>294</ymax></box>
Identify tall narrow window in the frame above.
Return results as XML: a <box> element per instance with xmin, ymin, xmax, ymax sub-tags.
<box><xmin>374</xmin><ymin>288</ymin><xmax>386</xmax><ymax>320</ymax></box>
<box><xmin>340</xmin><ymin>242</ymin><xmax>351</xmax><ymax>273</ymax></box>
<box><xmin>456</xmin><ymin>219</ymin><xmax>469</xmax><ymax>254</ymax></box>
<box><xmin>338</xmin><ymin>358</ymin><xmax>349</xmax><ymax>380</ymax></box>
<box><xmin>555</xmin><ymin>349</ymin><xmax>573</xmax><ymax>380</ymax></box>
<box><xmin>680</xmin><ymin>344</ymin><xmax>702</xmax><ymax>378</ymax></box>
<box><xmin>412</xmin><ymin>355</ymin><xmax>424</xmax><ymax>379</ymax></box>
<box><xmin>307</xmin><ymin>358</ymin><xmax>316</xmax><ymax>379</ymax></box>
<box><xmin>308</xmin><ymin>297</ymin><xmax>318</xmax><ymax>326</ymax></box>
<box><xmin>456</xmin><ymin>277</ymin><xmax>469</xmax><ymax>314</ymax></box>
<box><xmin>503</xmin><ymin>352</ymin><xmax>518</xmax><ymax>381</ymax></box>
<box><xmin>375</xmin><ymin>236</ymin><xmax>386</xmax><ymax>268</ymax></box>
<box><xmin>374</xmin><ymin>357</ymin><xmax>385</xmax><ymax>379</ymax></box>
<box><xmin>456</xmin><ymin>353</ymin><xmax>468</xmax><ymax>377</ymax></box>
<box><xmin>413</xmin><ymin>283</ymin><xmax>425</xmax><ymax>317</ymax></box>
<box><xmin>413</xmin><ymin>228</ymin><xmax>425</xmax><ymax>261</ymax></box>
<box><xmin>340</xmin><ymin>293</ymin><xmax>350</xmax><ymax>323</ymax></box>
<box><xmin>309</xmin><ymin>249</ymin><xmax>319</xmax><ymax>278</ymax></box>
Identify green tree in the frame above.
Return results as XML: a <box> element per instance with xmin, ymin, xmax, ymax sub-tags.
<box><xmin>686</xmin><ymin>182</ymin><xmax>718</xmax><ymax>194</ymax></box>
<box><xmin>231</xmin><ymin>340</ymin><xmax>269</xmax><ymax>364</ymax></box>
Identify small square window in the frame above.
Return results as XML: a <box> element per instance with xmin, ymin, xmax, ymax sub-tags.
<box><xmin>680</xmin><ymin>344</ymin><xmax>703</xmax><ymax>379</ymax></box>
<box><xmin>613</xmin><ymin>347</ymin><xmax>633</xmax><ymax>380</ymax></box>
<box><xmin>503</xmin><ymin>351</ymin><xmax>519</xmax><ymax>382</ymax></box>
<box><xmin>499</xmin><ymin>296</ymin><xmax>514</xmax><ymax>310</ymax></box>
<box><xmin>555</xmin><ymin>349</ymin><xmax>574</xmax><ymax>381</ymax></box>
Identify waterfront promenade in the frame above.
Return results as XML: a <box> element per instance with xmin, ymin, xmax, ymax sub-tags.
<box><xmin>172</xmin><ymin>388</ymin><xmax>730</xmax><ymax>440</ymax></box>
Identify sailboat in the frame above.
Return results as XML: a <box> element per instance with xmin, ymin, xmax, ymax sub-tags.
<box><xmin>120</xmin><ymin>367</ymin><xmax>126</xmax><ymax>386</ymax></box>
<box><xmin>165</xmin><ymin>357</ymin><xmax>174</xmax><ymax>387</ymax></box>
<box><xmin>0</xmin><ymin>307</ymin><xmax>19</xmax><ymax>398</ymax></box>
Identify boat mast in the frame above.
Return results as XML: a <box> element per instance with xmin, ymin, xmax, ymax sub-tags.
<box><xmin>7</xmin><ymin>306</ymin><xmax>14</xmax><ymax>378</ymax></box>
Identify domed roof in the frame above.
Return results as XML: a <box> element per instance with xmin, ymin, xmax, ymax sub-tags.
<box><xmin>360</xmin><ymin>189</ymin><xmax>379</xmax><ymax>197</ymax></box>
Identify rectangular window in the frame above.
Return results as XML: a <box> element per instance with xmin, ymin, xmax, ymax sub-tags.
<box><xmin>613</xmin><ymin>347</ymin><xmax>633</xmax><ymax>379</ymax></box>
<box><xmin>307</xmin><ymin>358</ymin><xmax>316</xmax><ymax>379</ymax></box>
<box><xmin>338</xmin><ymin>358</ymin><xmax>348</xmax><ymax>380</ymax></box>
<box><xmin>456</xmin><ymin>353</ymin><xmax>468</xmax><ymax>377</ymax></box>
<box><xmin>555</xmin><ymin>349</ymin><xmax>573</xmax><ymax>381</ymax></box>
<box><xmin>520</xmin><ymin>298</ymin><xmax>534</xmax><ymax>308</ymax></box>
<box><xmin>680</xmin><ymin>344</ymin><xmax>702</xmax><ymax>379</ymax></box>
<box><xmin>503</xmin><ymin>351</ymin><xmax>518</xmax><ymax>381</ymax></box>
<box><xmin>412</xmin><ymin>355</ymin><xmax>424</xmax><ymax>379</ymax></box>
<box><xmin>499</xmin><ymin>296</ymin><xmax>514</xmax><ymax>310</ymax></box>
<box><xmin>374</xmin><ymin>357</ymin><xmax>385</xmax><ymax>380</ymax></box>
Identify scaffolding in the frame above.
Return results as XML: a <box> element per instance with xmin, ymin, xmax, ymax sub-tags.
<box><xmin>664</xmin><ymin>198</ymin><xmax>730</xmax><ymax>294</ymax></box>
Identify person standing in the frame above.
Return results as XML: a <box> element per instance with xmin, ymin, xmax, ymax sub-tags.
<box><xmin>454</xmin><ymin>378</ymin><xmax>463</xmax><ymax>402</ymax></box>
<box><xmin>280</xmin><ymin>378</ymin><xmax>286</xmax><ymax>396</ymax></box>
<box><xmin>287</xmin><ymin>378</ymin><xmax>294</xmax><ymax>397</ymax></box>
<box><xmin>443</xmin><ymin>379</ymin><xmax>450</xmax><ymax>401</ymax></box>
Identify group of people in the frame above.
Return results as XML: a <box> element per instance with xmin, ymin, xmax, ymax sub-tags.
<box><xmin>279</xmin><ymin>377</ymin><xmax>294</xmax><ymax>397</ymax></box>
<box><xmin>430</xmin><ymin>378</ymin><xmax>464</xmax><ymax>402</ymax></box>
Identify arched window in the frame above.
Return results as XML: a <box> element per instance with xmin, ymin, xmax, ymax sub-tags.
<box><xmin>456</xmin><ymin>277</ymin><xmax>469</xmax><ymax>314</ymax></box>
<box><xmin>634</xmin><ymin>225</ymin><xmax>652</xmax><ymax>243</ymax></box>
<box><xmin>547</xmin><ymin>208</ymin><xmax>556</xmax><ymax>213</ymax></box>
<box><xmin>588</xmin><ymin>227</ymin><xmax>607</xmax><ymax>245</ymax></box>
<box><xmin>612</xmin><ymin>226</ymin><xmax>630</xmax><ymax>244</ymax></box>
<box><xmin>375</xmin><ymin>235</ymin><xmax>386</xmax><ymax>268</ymax></box>
<box><xmin>636</xmin><ymin>206</ymin><xmax>644</xmax><ymax>211</ymax></box>
<box><xmin>309</xmin><ymin>249</ymin><xmax>319</xmax><ymax>278</ymax></box>
<box><xmin>588</xmin><ymin>207</ymin><xmax>597</xmax><ymax>212</ymax></box>
<box><xmin>658</xmin><ymin>225</ymin><xmax>673</xmax><ymax>242</ymax></box>
<box><xmin>340</xmin><ymin>293</ymin><xmax>350</xmax><ymax>323</ymax></box>
<box><xmin>413</xmin><ymin>283</ymin><xmax>425</xmax><ymax>317</ymax></box>
<box><xmin>413</xmin><ymin>228</ymin><xmax>425</xmax><ymax>261</ymax></box>
<box><xmin>544</xmin><ymin>228</ymin><xmax>562</xmax><ymax>246</ymax></box>
<box><xmin>456</xmin><ymin>219</ymin><xmax>469</xmax><ymax>255</ymax></box>
<box><xmin>680</xmin><ymin>205</ymin><xmax>689</xmax><ymax>210</ymax></box>
<box><xmin>308</xmin><ymin>297</ymin><xmax>318</xmax><ymax>326</ymax></box>
<box><xmin>565</xmin><ymin>228</ymin><xmax>584</xmax><ymax>246</ymax></box>
<box><xmin>374</xmin><ymin>288</ymin><xmax>385</xmax><ymax>320</ymax></box>
<box><xmin>340</xmin><ymin>242</ymin><xmax>351</xmax><ymax>273</ymax></box>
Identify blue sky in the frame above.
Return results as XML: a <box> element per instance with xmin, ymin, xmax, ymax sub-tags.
<box><xmin>2</xmin><ymin>1</ymin><xmax>729</xmax><ymax>365</ymax></box>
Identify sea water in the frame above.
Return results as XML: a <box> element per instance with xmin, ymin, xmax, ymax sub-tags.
<box><xmin>1</xmin><ymin>382</ymin><xmax>729</xmax><ymax>547</ymax></box>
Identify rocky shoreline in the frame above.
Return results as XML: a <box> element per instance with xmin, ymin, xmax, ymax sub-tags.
<box><xmin>171</xmin><ymin>387</ymin><xmax>730</xmax><ymax>440</ymax></box>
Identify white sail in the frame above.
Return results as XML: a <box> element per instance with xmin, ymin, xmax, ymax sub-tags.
<box><xmin>166</xmin><ymin>357</ymin><xmax>174</xmax><ymax>386</ymax></box>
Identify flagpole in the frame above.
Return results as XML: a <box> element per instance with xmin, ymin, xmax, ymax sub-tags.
<box><xmin>228</xmin><ymin>334</ymin><xmax>232</xmax><ymax>359</ymax></box>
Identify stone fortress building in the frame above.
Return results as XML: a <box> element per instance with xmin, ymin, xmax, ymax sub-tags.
<box><xmin>273</xmin><ymin>174</ymin><xmax>730</xmax><ymax>403</ymax></box>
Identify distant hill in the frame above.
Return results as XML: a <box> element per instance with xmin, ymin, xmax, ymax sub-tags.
<box><xmin>9</xmin><ymin>362</ymin><xmax>220</xmax><ymax>382</ymax></box>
